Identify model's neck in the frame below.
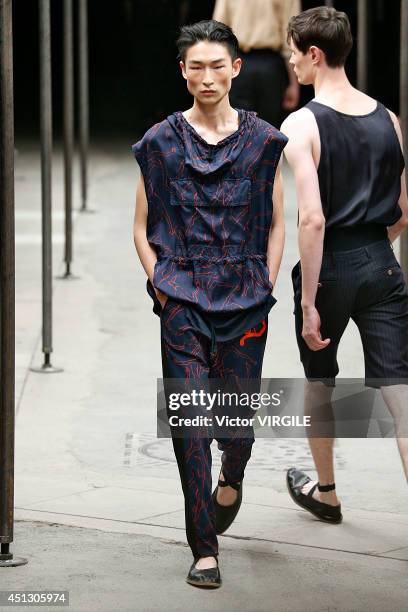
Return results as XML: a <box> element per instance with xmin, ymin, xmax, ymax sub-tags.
<box><xmin>313</xmin><ymin>66</ymin><xmax>354</xmax><ymax>100</ymax></box>
<box><xmin>187</xmin><ymin>97</ymin><xmax>236</xmax><ymax>127</ymax></box>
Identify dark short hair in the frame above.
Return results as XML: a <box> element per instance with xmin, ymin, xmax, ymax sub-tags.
<box><xmin>287</xmin><ymin>6</ymin><xmax>353</xmax><ymax>68</ymax></box>
<box><xmin>176</xmin><ymin>19</ymin><xmax>239</xmax><ymax>62</ymax></box>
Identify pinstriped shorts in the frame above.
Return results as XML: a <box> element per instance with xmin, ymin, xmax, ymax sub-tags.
<box><xmin>292</xmin><ymin>239</ymin><xmax>408</xmax><ymax>387</ymax></box>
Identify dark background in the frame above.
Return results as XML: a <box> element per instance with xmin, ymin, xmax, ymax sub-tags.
<box><xmin>12</xmin><ymin>0</ymin><xmax>401</xmax><ymax>141</ymax></box>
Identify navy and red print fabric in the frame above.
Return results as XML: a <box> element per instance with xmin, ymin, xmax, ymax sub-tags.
<box><xmin>132</xmin><ymin>109</ymin><xmax>287</xmax><ymax>314</ymax></box>
<box><xmin>133</xmin><ymin>109</ymin><xmax>286</xmax><ymax>560</ymax></box>
<box><xmin>161</xmin><ymin>297</ymin><xmax>268</xmax><ymax>559</ymax></box>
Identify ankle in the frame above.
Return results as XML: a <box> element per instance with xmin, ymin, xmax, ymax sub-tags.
<box><xmin>195</xmin><ymin>556</ymin><xmax>217</xmax><ymax>570</ymax></box>
<box><xmin>316</xmin><ymin>489</ymin><xmax>339</xmax><ymax>505</ymax></box>
<box><xmin>317</xmin><ymin>482</ymin><xmax>336</xmax><ymax>493</ymax></box>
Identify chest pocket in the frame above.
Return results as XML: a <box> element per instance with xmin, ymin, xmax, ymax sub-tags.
<box><xmin>169</xmin><ymin>178</ymin><xmax>251</xmax><ymax>248</ymax></box>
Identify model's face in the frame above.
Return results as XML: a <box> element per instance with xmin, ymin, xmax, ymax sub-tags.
<box><xmin>180</xmin><ymin>41</ymin><xmax>241</xmax><ymax>105</ymax></box>
<box><xmin>288</xmin><ymin>37</ymin><xmax>320</xmax><ymax>85</ymax></box>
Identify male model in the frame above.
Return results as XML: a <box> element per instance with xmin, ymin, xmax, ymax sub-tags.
<box><xmin>281</xmin><ymin>6</ymin><xmax>408</xmax><ymax>522</ymax></box>
<box><xmin>132</xmin><ymin>20</ymin><xmax>287</xmax><ymax>587</ymax></box>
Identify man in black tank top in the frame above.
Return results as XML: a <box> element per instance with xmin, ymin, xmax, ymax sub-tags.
<box><xmin>280</xmin><ymin>7</ymin><xmax>408</xmax><ymax>522</ymax></box>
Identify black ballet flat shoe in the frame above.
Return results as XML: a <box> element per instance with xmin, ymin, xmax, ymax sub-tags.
<box><xmin>212</xmin><ymin>471</ymin><xmax>243</xmax><ymax>535</ymax></box>
<box><xmin>286</xmin><ymin>467</ymin><xmax>343</xmax><ymax>524</ymax></box>
<box><xmin>186</xmin><ymin>559</ymin><xmax>221</xmax><ymax>589</ymax></box>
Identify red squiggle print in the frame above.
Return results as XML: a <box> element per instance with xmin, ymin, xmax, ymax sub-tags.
<box><xmin>239</xmin><ymin>319</ymin><xmax>267</xmax><ymax>346</ymax></box>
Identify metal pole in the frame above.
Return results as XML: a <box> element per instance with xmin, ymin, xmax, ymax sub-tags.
<box><xmin>400</xmin><ymin>0</ymin><xmax>408</xmax><ymax>277</ymax></box>
<box><xmin>0</xmin><ymin>0</ymin><xmax>27</xmax><ymax>568</ymax></box>
<box><xmin>324</xmin><ymin>0</ymin><xmax>334</xmax><ymax>7</ymax></box>
<box><xmin>357</xmin><ymin>0</ymin><xmax>369</xmax><ymax>92</ymax></box>
<box><xmin>31</xmin><ymin>0</ymin><xmax>62</xmax><ymax>373</ymax></box>
<box><xmin>63</xmin><ymin>0</ymin><xmax>74</xmax><ymax>277</ymax></box>
<box><xmin>79</xmin><ymin>0</ymin><xmax>91</xmax><ymax>213</ymax></box>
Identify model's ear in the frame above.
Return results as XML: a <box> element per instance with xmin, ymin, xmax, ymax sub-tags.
<box><xmin>180</xmin><ymin>60</ymin><xmax>187</xmax><ymax>80</ymax></box>
<box><xmin>231</xmin><ymin>57</ymin><xmax>242</xmax><ymax>79</ymax></box>
<box><xmin>309</xmin><ymin>45</ymin><xmax>323</xmax><ymax>66</ymax></box>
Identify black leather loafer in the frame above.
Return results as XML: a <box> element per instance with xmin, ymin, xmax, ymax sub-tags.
<box><xmin>212</xmin><ymin>473</ymin><xmax>243</xmax><ymax>535</ymax></box>
<box><xmin>186</xmin><ymin>561</ymin><xmax>221</xmax><ymax>588</ymax></box>
<box><xmin>286</xmin><ymin>467</ymin><xmax>342</xmax><ymax>523</ymax></box>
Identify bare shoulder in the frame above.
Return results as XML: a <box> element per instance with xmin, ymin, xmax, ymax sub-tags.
<box><xmin>385</xmin><ymin>107</ymin><xmax>403</xmax><ymax>144</ymax></box>
<box><xmin>385</xmin><ymin>107</ymin><xmax>400</xmax><ymax>127</ymax></box>
<box><xmin>280</xmin><ymin>108</ymin><xmax>319</xmax><ymax>170</ymax></box>
<box><xmin>280</xmin><ymin>108</ymin><xmax>317</xmax><ymax>140</ymax></box>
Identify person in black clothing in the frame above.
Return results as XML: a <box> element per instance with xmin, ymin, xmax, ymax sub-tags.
<box><xmin>213</xmin><ymin>0</ymin><xmax>301</xmax><ymax>128</ymax></box>
<box><xmin>281</xmin><ymin>6</ymin><xmax>408</xmax><ymax>522</ymax></box>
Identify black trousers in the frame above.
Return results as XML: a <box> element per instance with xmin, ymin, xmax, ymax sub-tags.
<box><xmin>230</xmin><ymin>49</ymin><xmax>288</xmax><ymax>128</ymax></box>
<box><xmin>292</xmin><ymin>239</ymin><xmax>408</xmax><ymax>387</ymax></box>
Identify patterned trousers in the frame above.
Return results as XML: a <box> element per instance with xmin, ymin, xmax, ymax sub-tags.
<box><xmin>160</xmin><ymin>298</ymin><xmax>268</xmax><ymax>560</ymax></box>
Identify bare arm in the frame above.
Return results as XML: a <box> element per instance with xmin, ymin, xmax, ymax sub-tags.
<box><xmin>133</xmin><ymin>174</ymin><xmax>167</xmax><ymax>307</ymax></box>
<box><xmin>387</xmin><ymin>110</ymin><xmax>408</xmax><ymax>242</ymax></box>
<box><xmin>267</xmin><ymin>157</ymin><xmax>285</xmax><ymax>289</ymax></box>
<box><xmin>281</xmin><ymin>111</ymin><xmax>325</xmax><ymax>307</ymax></box>
<box><xmin>281</xmin><ymin>110</ymin><xmax>330</xmax><ymax>351</ymax></box>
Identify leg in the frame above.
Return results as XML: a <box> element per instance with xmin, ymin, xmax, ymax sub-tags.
<box><xmin>290</xmin><ymin>261</ymin><xmax>352</xmax><ymax>515</ymax></box>
<box><xmin>212</xmin><ymin>318</ymin><xmax>268</xmax><ymax>509</ymax></box>
<box><xmin>286</xmin><ymin>382</ymin><xmax>343</xmax><ymax>521</ymax></box>
<box><xmin>229</xmin><ymin>51</ymin><xmax>257</xmax><ymax>113</ymax></box>
<box><xmin>380</xmin><ymin>385</ymin><xmax>408</xmax><ymax>480</ymax></box>
<box><xmin>352</xmin><ymin>251</ymin><xmax>408</xmax><ymax>482</ymax></box>
<box><xmin>253</xmin><ymin>51</ymin><xmax>287</xmax><ymax>127</ymax></box>
<box><xmin>300</xmin><ymin>381</ymin><xmax>339</xmax><ymax>506</ymax></box>
<box><xmin>160</xmin><ymin>300</ymin><xmax>217</xmax><ymax>567</ymax></box>
<box><xmin>230</xmin><ymin>51</ymin><xmax>286</xmax><ymax>127</ymax></box>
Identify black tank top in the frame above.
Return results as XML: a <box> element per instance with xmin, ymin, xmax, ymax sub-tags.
<box><xmin>306</xmin><ymin>100</ymin><xmax>405</xmax><ymax>230</ymax></box>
